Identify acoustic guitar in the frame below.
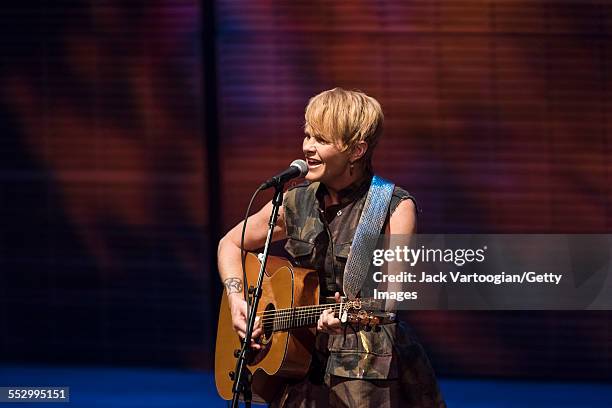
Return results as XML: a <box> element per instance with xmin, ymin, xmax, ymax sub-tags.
<box><xmin>215</xmin><ymin>252</ymin><xmax>395</xmax><ymax>403</ymax></box>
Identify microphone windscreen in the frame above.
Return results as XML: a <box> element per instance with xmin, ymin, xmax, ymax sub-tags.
<box><xmin>290</xmin><ymin>159</ymin><xmax>308</xmax><ymax>177</ymax></box>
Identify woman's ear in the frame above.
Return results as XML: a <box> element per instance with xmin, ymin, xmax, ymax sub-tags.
<box><xmin>350</xmin><ymin>141</ymin><xmax>368</xmax><ymax>163</ymax></box>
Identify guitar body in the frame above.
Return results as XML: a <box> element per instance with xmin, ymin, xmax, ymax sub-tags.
<box><xmin>215</xmin><ymin>253</ymin><xmax>319</xmax><ymax>403</ymax></box>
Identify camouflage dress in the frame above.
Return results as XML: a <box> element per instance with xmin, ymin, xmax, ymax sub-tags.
<box><xmin>271</xmin><ymin>176</ymin><xmax>446</xmax><ymax>408</ymax></box>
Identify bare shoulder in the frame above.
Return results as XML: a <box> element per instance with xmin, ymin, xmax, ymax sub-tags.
<box><xmin>250</xmin><ymin>194</ymin><xmax>287</xmax><ymax>240</ymax></box>
<box><xmin>389</xmin><ymin>198</ymin><xmax>416</xmax><ymax>234</ymax></box>
<box><xmin>220</xmin><ymin>193</ymin><xmax>288</xmax><ymax>250</ymax></box>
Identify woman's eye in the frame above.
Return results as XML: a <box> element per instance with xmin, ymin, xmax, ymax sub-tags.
<box><xmin>304</xmin><ymin>134</ymin><xmax>329</xmax><ymax>145</ymax></box>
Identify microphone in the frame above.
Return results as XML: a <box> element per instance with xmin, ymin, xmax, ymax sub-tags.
<box><xmin>259</xmin><ymin>160</ymin><xmax>308</xmax><ymax>190</ymax></box>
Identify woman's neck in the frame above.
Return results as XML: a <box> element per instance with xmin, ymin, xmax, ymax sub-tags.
<box><xmin>324</xmin><ymin>166</ymin><xmax>369</xmax><ymax>205</ymax></box>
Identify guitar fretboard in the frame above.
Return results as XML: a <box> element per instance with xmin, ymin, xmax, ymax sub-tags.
<box><xmin>256</xmin><ymin>298</ymin><xmax>383</xmax><ymax>332</ymax></box>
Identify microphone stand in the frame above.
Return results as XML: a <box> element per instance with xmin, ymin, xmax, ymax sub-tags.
<box><xmin>230</xmin><ymin>183</ymin><xmax>284</xmax><ymax>408</ymax></box>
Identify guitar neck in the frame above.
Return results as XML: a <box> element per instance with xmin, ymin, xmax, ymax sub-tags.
<box><xmin>259</xmin><ymin>298</ymin><xmax>384</xmax><ymax>332</ymax></box>
<box><xmin>269</xmin><ymin>303</ymin><xmax>341</xmax><ymax>332</ymax></box>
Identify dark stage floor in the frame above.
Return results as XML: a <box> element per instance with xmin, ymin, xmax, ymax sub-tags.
<box><xmin>1</xmin><ymin>365</ymin><xmax>611</xmax><ymax>407</ymax></box>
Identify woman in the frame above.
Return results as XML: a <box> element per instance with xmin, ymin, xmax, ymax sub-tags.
<box><xmin>217</xmin><ymin>88</ymin><xmax>446</xmax><ymax>407</ymax></box>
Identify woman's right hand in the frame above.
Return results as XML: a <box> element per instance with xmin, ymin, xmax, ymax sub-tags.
<box><xmin>228</xmin><ymin>293</ymin><xmax>262</xmax><ymax>350</ymax></box>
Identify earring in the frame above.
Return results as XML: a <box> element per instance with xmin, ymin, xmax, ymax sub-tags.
<box><xmin>349</xmin><ymin>162</ymin><xmax>354</xmax><ymax>176</ymax></box>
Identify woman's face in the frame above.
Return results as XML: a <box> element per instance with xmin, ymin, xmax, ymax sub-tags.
<box><xmin>302</xmin><ymin>134</ymin><xmax>350</xmax><ymax>183</ymax></box>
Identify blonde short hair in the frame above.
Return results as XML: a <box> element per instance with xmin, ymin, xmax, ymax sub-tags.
<box><xmin>304</xmin><ymin>88</ymin><xmax>384</xmax><ymax>169</ymax></box>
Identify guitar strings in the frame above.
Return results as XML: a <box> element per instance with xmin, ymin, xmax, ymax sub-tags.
<box><xmin>257</xmin><ymin>303</ymin><xmax>341</xmax><ymax>321</ymax></box>
<box><xmin>255</xmin><ymin>299</ymin><xmax>378</xmax><ymax>323</ymax></box>
<box><xmin>256</xmin><ymin>304</ymin><xmax>344</xmax><ymax>329</ymax></box>
<box><xmin>258</xmin><ymin>309</ymin><xmax>342</xmax><ymax>326</ymax></box>
<box><xmin>251</xmin><ymin>299</ymin><xmax>383</xmax><ymax>331</ymax></box>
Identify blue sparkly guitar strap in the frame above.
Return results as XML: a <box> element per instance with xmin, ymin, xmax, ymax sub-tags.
<box><xmin>343</xmin><ymin>175</ymin><xmax>395</xmax><ymax>299</ymax></box>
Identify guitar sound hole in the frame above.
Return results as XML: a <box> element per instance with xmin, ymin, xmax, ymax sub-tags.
<box><xmin>261</xmin><ymin>303</ymin><xmax>275</xmax><ymax>344</ymax></box>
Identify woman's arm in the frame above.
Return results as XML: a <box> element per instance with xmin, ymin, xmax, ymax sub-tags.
<box><xmin>217</xmin><ymin>199</ymin><xmax>287</xmax><ymax>346</ymax></box>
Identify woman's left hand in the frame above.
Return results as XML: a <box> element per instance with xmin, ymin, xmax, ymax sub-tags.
<box><xmin>317</xmin><ymin>292</ymin><xmax>343</xmax><ymax>335</ymax></box>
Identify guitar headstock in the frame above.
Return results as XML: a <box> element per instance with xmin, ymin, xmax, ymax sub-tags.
<box><xmin>339</xmin><ymin>297</ymin><xmax>396</xmax><ymax>331</ymax></box>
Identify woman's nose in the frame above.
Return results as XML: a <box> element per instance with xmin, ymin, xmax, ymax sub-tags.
<box><xmin>303</xmin><ymin>139</ymin><xmax>316</xmax><ymax>153</ymax></box>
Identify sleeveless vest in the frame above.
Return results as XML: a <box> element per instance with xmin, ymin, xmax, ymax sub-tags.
<box><xmin>282</xmin><ymin>176</ymin><xmax>417</xmax><ymax>380</ymax></box>
<box><xmin>283</xmin><ymin>176</ymin><xmax>415</xmax><ymax>297</ymax></box>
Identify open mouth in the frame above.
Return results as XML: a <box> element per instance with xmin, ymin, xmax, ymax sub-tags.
<box><xmin>306</xmin><ymin>158</ymin><xmax>322</xmax><ymax>167</ymax></box>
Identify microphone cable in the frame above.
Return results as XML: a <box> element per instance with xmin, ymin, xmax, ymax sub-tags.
<box><xmin>240</xmin><ymin>185</ymin><xmax>263</xmax><ymax>313</ymax></box>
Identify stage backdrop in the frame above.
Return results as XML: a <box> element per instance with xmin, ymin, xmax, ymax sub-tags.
<box><xmin>0</xmin><ymin>0</ymin><xmax>610</xmax><ymax>381</ymax></box>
